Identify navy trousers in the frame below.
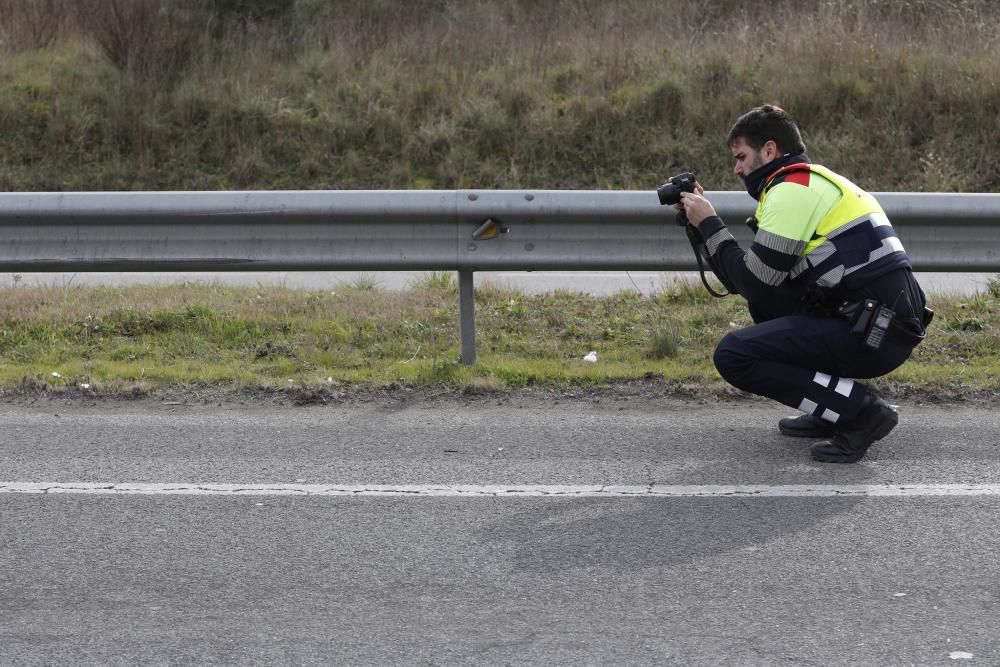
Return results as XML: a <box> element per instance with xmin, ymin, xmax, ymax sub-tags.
<box><xmin>713</xmin><ymin>315</ymin><xmax>914</xmax><ymax>425</ymax></box>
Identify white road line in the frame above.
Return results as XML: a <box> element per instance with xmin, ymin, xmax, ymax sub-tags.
<box><xmin>2</xmin><ymin>483</ymin><xmax>1000</xmax><ymax>497</ymax></box>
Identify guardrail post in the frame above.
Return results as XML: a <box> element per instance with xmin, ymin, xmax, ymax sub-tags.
<box><xmin>458</xmin><ymin>270</ymin><xmax>476</xmax><ymax>365</ymax></box>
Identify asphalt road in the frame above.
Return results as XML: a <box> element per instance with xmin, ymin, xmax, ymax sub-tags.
<box><xmin>2</xmin><ymin>394</ymin><xmax>998</xmax><ymax>665</ymax></box>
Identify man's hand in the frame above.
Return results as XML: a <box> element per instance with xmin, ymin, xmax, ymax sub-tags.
<box><xmin>677</xmin><ymin>186</ymin><xmax>716</xmax><ymax>228</ymax></box>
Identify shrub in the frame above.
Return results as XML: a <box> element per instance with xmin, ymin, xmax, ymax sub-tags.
<box><xmin>75</xmin><ymin>0</ymin><xmax>208</xmax><ymax>84</ymax></box>
<box><xmin>987</xmin><ymin>276</ymin><xmax>1000</xmax><ymax>300</ymax></box>
<box><xmin>211</xmin><ymin>0</ymin><xmax>292</xmax><ymax>22</ymax></box>
<box><xmin>0</xmin><ymin>0</ymin><xmax>70</xmax><ymax>52</ymax></box>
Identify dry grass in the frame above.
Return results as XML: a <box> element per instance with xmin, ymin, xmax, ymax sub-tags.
<box><xmin>0</xmin><ymin>0</ymin><xmax>997</xmax><ymax>191</ymax></box>
<box><xmin>0</xmin><ymin>0</ymin><xmax>68</xmax><ymax>51</ymax></box>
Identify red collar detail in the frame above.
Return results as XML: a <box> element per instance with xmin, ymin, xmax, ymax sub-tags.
<box><xmin>764</xmin><ymin>163</ymin><xmax>812</xmax><ymax>191</ymax></box>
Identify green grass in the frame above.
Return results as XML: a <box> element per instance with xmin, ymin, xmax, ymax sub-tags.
<box><xmin>1</xmin><ymin>280</ymin><xmax>997</xmax><ymax>399</ymax></box>
<box><xmin>0</xmin><ymin>1</ymin><xmax>998</xmax><ymax>192</ymax></box>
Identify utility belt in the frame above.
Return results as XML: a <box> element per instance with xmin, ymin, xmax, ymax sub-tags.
<box><xmin>836</xmin><ymin>298</ymin><xmax>934</xmax><ymax>351</ymax></box>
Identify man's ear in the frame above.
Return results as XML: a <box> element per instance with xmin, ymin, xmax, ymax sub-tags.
<box><xmin>763</xmin><ymin>139</ymin><xmax>780</xmax><ymax>160</ymax></box>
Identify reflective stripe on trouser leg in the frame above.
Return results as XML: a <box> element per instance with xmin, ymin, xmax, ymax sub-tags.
<box><xmin>714</xmin><ymin>334</ymin><xmax>870</xmax><ymax>423</ymax></box>
<box><xmin>796</xmin><ymin>372</ymin><xmax>864</xmax><ymax>423</ymax></box>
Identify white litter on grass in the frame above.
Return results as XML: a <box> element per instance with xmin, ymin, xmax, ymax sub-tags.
<box><xmin>582</xmin><ymin>351</ymin><xmax>598</xmax><ymax>363</ymax></box>
<box><xmin>893</xmin><ymin>593</ymin><xmax>907</xmax><ymax>597</ymax></box>
<box><xmin>949</xmin><ymin>652</ymin><xmax>974</xmax><ymax>660</ymax></box>
<box><xmin>79</xmin><ymin>383</ymin><xmax>90</xmax><ymax>390</ymax></box>
<box><xmin>50</xmin><ymin>372</ymin><xmax>62</xmax><ymax>378</ymax></box>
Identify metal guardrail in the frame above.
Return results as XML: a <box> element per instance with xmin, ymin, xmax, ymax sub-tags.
<box><xmin>2</xmin><ymin>190</ymin><xmax>999</xmax><ymax>362</ymax></box>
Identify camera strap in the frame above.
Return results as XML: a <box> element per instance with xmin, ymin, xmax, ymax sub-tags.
<box><xmin>677</xmin><ymin>211</ymin><xmax>731</xmax><ymax>298</ymax></box>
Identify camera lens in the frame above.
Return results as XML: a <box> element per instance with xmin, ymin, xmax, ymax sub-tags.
<box><xmin>657</xmin><ymin>183</ymin><xmax>681</xmax><ymax>206</ymax></box>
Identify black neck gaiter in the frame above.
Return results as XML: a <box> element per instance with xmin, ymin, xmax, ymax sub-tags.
<box><xmin>743</xmin><ymin>153</ymin><xmax>810</xmax><ymax>200</ymax></box>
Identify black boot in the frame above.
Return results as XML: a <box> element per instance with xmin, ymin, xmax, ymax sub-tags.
<box><xmin>811</xmin><ymin>396</ymin><xmax>898</xmax><ymax>463</ymax></box>
<box><xmin>779</xmin><ymin>414</ymin><xmax>836</xmax><ymax>438</ymax></box>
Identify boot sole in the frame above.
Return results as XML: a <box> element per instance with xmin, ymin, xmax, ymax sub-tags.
<box><xmin>779</xmin><ymin>423</ymin><xmax>836</xmax><ymax>438</ymax></box>
<box><xmin>810</xmin><ymin>409</ymin><xmax>899</xmax><ymax>463</ymax></box>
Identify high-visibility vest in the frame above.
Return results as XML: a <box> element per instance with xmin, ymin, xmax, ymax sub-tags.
<box><xmin>759</xmin><ymin>163</ymin><xmax>907</xmax><ymax>289</ymax></box>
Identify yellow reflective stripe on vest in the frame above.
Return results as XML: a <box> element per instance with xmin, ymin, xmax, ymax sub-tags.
<box><xmin>808</xmin><ymin>164</ymin><xmax>886</xmax><ymax>239</ymax></box>
<box><xmin>772</xmin><ymin>164</ymin><xmax>890</xmax><ymax>282</ymax></box>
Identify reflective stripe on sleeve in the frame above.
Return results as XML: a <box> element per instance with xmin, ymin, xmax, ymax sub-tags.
<box><xmin>705</xmin><ymin>228</ymin><xmax>737</xmax><ymax>256</ymax></box>
<box><xmin>754</xmin><ymin>228</ymin><xmax>808</xmax><ymax>256</ymax></box>
<box><xmin>745</xmin><ymin>248</ymin><xmax>787</xmax><ymax>286</ymax></box>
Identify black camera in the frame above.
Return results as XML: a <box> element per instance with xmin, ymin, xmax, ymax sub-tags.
<box><xmin>656</xmin><ymin>170</ymin><xmax>732</xmax><ymax>297</ymax></box>
<box><xmin>656</xmin><ymin>172</ymin><xmax>697</xmax><ymax>207</ymax></box>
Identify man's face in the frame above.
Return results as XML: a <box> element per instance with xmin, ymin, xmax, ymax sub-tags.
<box><xmin>730</xmin><ymin>137</ymin><xmax>778</xmax><ymax>181</ymax></box>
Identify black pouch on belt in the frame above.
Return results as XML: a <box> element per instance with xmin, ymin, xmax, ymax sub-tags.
<box><xmin>838</xmin><ymin>299</ymin><xmax>931</xmax><ymax>349</ymax></box>
<box><xmin>837</xmin><ymin>299</ymin><xmax>894</xmax><ymax>350</ymax></box>
<box><xmin>837</xmin><ymin>299</ymin><xmax>875</xmax><ymax>335</ymax></box>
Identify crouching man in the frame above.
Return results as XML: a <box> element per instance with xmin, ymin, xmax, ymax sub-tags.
<box><xmin>677</xmin><ymin>105</ymin><xmax>932</xmax><ymax>463</ymax></box>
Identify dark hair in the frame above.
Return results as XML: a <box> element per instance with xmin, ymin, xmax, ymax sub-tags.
<box><xmin>727</xmin><ymin>104</ymin><xmax>806</xmax><ymax>155</ymax></box>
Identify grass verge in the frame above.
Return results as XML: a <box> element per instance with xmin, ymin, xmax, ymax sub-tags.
<box><xmin>1</xmin><ymin>276</ymin><xmax>998</xmax><ymax>402</ymax></box>
<box><xmin>1</xmin><ymin>1</ymin><xmax>998</xmax><ymax>192</ymax></box>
